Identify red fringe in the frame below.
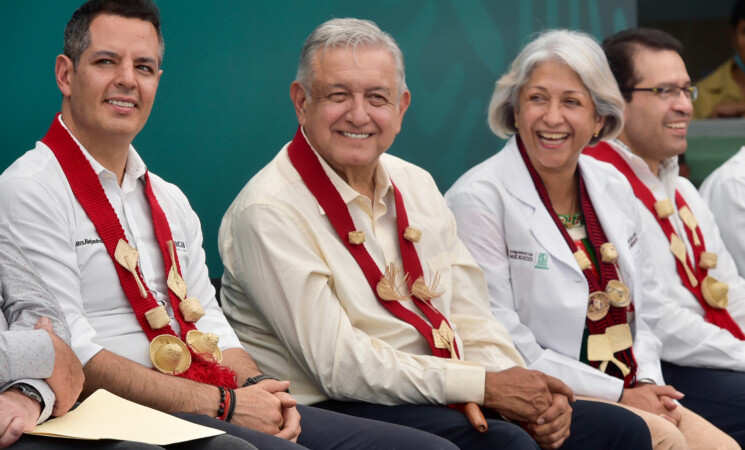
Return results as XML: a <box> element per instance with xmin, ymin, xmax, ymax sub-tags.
<box><xmin>176</xmin><ymin>348</ymin><xmax>238</xmax><ymax>389</ymax></box>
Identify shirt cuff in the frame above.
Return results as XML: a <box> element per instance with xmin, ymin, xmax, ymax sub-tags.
<box><xmin>444</xmin><ymin>360</ymin><xmax>485</xmax><ymax>404</ymax></box>
<box><xmin>2</xmin><ymin>330</ymin><xmax>55</xmax><ymax>380</ymax></box>
<box><xmin>2</xmin><ymin>379</ymin><xmax>55</xmax><ymax>424</ymax></box>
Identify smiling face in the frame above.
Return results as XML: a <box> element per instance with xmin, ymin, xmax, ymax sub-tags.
<box><xmin>56</xmin><ymin>14</ymin><xmax>162</xmax><ymax>148</ymax></box>
<box><xmin>290</xmin><ymin>46</ymin><xmax>410</xmax><ymax>183</ymax></box>
<box><xmin>515</xmin><ymin>60</ymin><xmax>604</xmax><ymax>178</ymax></box>
<box><xmin>618</xmin><ymin>48</ymin><xmax>692</xmax><ymax>174</ymax></box>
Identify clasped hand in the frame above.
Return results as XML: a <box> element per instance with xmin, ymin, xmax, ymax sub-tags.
<box><xmin>484</xmin><ymin>367</ymin><xmax>575</xmax><ymax>449</ymax></box>
<box><xmin>232</xmin><ymin>379</ymin><xmax>301</xmax><ymax>442</ymax></box>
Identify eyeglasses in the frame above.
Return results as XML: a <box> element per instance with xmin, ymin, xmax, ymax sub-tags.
<box><xmin>622</xmin><ymin>85</ymin><xmax>698</xmax><ymax>102</ymax></box>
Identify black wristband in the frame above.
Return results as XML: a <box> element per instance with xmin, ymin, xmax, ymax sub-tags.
<box><xmin>242</xmin><ymin>374</ymin><xmax>279</xmax><ymax>387</ymax></box>
<box><xmin>226</xmin><ymin>388</ymin><xmax>237</xmax><ymax>423</ymax></box>
<box><xmin>216</xmin><ymin>386</ymin><xmax>227</xmax><ymax>420</ymax></box>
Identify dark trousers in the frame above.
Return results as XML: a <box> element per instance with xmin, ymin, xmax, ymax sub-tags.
<box><xmin>314</xmin><ymin>398</ymin><xmax>653</xmax><ymax>449</ymax></box>
<box><xmin>662</xmin><ymin>361</ymin><xmax>745</xmax><ymax>447</ymax></box>
<box><xmin>180</xmin><ymin>405</ymin><xmax>457</xmax><ymax>449</ymax></box>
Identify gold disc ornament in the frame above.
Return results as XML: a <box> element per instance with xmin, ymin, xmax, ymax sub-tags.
<box><xmin>186</xmin><ymin>330</ymin><xmax>222</xmax><ymax>362</ymax></box>
<box><xmin>587</xmin><ymin>292</ymin><xmax>611</xmax><ymax>321</ymax></box>
<box><xmin>701</xmin><ymin>276</ymin><xmax>729</xmax><ymax>309</ymax></box>
<box><xmin>150</xmin><ymin>335</ymin><xmax>191</xmax><ymax>374</ymax></box>
<box><xmin>605</xmin><ymin>280</ymin><xmax>631</xmax><ymax>308</ymax></box>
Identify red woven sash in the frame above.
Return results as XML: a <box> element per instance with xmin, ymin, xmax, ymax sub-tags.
<box><xmin>585</xmin><ymin>142</ymin><xmax>745</xmax><ymax>339</ymax></box>
<box><xmin>287</xmin><ymin>126</ymin><xmax>458</xmax><ymax>359</ymax></box>
<box><xmin>517</xmin><ymin>137</ymin><xmax>638</xmax><ymax>386</ymax></box>
<box><xmin>43</xmin><ymin>114</ymin><xmax>237</xmax><ymax>387</ymax></box>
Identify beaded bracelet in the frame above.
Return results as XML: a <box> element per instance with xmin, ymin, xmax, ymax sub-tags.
<box><xmin>216</xmin><ymin>386</ymin><xmax>228</xmax><ymax>420</ymax></box>
<box><xmin>226</xmin><ymin>388</ymin><xmax>237</xmax><ymax>423</ymax></box>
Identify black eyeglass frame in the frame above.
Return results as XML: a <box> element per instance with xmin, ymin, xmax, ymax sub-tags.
<box><xmin>620</xmin><ymin>85</ymin><xmax>698</xmax><ymax>101</ymax></box>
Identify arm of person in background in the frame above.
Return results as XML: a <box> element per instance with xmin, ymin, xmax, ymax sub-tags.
<box><xmin>710</xmin><ymin>101</ymin><xmax>745</xmax><ymax>118</ymax></box>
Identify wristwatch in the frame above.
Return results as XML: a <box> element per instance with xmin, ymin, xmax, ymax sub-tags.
<box><xmin>13</xmin><ymin>383</ymin><xmax>45</xmax><ymax>409</ymax></box>
<box><xmin>242</xmin><ymin>374</ymin><xmax>279</xmax><ymax>387</ymax></box>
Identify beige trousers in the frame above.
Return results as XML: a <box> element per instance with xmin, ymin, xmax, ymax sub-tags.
<box><xmin>578</xmin><ymin>396</ymin><xmax>740</xmax><ymax>450</ymax></box>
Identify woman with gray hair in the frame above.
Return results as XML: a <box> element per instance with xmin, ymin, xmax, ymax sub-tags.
<box><xmin>446</xmin><ymin>29</ymin><xmax>734</xmax><ymax>449</ymax></box>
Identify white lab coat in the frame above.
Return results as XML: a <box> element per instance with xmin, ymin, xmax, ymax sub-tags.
<box><xmin>446</xmin><ymin>137</ymin><xmax>665</xmax><ymax>401</ymax></box>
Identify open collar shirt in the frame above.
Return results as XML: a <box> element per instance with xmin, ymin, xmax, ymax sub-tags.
<box><xmin>0</xmin><ymin>115</ymin><xmax>241</xmax><ymax>370</ymax></box>
<box><xmin>607</xmin><ymin>139</ymin><xmax>745</xmax><ymax>369</ymax></box>
<box><xmin>219</xmin><ymin>131</ymin><xmax>523</xmax><ymax>406</ymax></box>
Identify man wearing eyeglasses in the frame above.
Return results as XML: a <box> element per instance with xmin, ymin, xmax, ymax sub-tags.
<box><xmin>582</xmin><ymin>28</ymin><xmax>745</xmax><ymax>447</ymax></box>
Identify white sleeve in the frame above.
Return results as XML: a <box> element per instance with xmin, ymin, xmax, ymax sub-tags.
<box><xmin>447</xmin><ymin>188</ymin><xmax>626</xmax><ymax>401</ymax></box>
<box><xmin>0</xmin><ymin>176</ymin><xmax>104</xmax><ymax>366</ymax></box>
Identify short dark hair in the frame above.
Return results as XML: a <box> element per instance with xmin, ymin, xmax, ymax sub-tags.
<box><xmin>64</xmin><ymin>0</ymin><xmax>164</xmax><ymax>68</ymax></box>
<box><xmin>732</xmin><ymin>0</ymin><xmax>745</xmax><ymax>28</ymax></box>
<box><xmin>602</xmin><ymin>28</ymin><xmax>684</xmax><ymax>102</ymax></box>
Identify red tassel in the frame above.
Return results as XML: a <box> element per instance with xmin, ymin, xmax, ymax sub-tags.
<box><xmin>176</xmin><ymin>348</ymin><xmax>238</xmax><ymax>389</ymax></box>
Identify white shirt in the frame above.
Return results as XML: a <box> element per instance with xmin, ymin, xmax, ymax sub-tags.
<box><xmin>219</xmin><ymin>134</ymin><xmax>524</xmax><ymax>406</ymax></box>
<box><xmin>446</xmin><ymin>137</ymin><xmax>665</xmax><ymax>401</ymax></box>
<box><xmin>701</xmin><ymin>146</ymin><xmax>745</xmax><ymax>277</ymax></box>
<box><xmin>0</xmin><ymin>116</ymin><xmax>242</xmax><ymax>368</ymax></box>
<box><xmin>601</xmin><ymin>140</ymin><xmax>745</xmax><ymax>369</ymax></box>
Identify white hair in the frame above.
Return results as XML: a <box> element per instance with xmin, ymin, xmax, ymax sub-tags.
<box><xmin>296</xmin><ymin>18</ymin><xmax>407</xmax><ymax>100</ymax></box>
<box><xmin>488</xmin><ymin>29</ymin><xmax>624</xmax><ymax>145</ymax></box>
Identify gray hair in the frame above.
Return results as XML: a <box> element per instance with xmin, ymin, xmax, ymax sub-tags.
<box><xmin>296</xmin><ymin>18</ymin><xmax>407</xmax><ymax>100</ymax></box>
<box><xmin>488</xmin><ymin>29</ymin><xmax>624</xmax><ymax>145</ymax></box>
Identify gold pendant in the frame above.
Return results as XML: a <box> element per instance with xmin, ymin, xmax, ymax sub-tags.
<box><xmin>587</xmin><ymin>324</ymin><xmax>632</xmax><ymax>376</ymax></box>
<box><xmin>574</xmin><ymin>250</ymin><xmax>592</xmax><ymax>271</ymax></box>
<box><xmin>432</xmin><ymin>322</ymin><xmax>457</xmax><ymax>359</ymax></box>
<box><xmin>180</xmin><ymin>297</ymin><xmax>206</xmax><ymax>322</ymax></box>
<box><xmin>587</xmin><ymin>291</ymin><xmax>611</xmax><ymax>321</ymax></box>
<box><xmin>348</xmin><ymin>230</ymin><xmax>365</xmax><ymax>245</ymax></box>
<box><xmin>699</xmin><ymin>252</ymin><xmax>718</xmax><ymax>270</ymax></box>
<box><xmin>145</xmin><ymin>305</ymin><xmax>170</xmax><ymax>330</ymax></box>
<box><xmin>670</xmin><ymin>234</ymin><xmax>698</xmax><ymax>287</ymax></box>
<box><xmin>605</xmin><ymin>280</ymin><xmax>631</xmax><ymax>308</ymax></box>
<box><xmin>678</xmin><ymin>206</ymin><xmax>701</xmax><ymax>246</ymax></box>
<box><xmin>114</xmin><ymin>239</ymin><xmax>148</xmax><ymax>297</ymax></box>
<box><xmin>376</xmin><ymin>264</ymin><xmax>410</xmax><ymax>301</ymax></box>
<box><xmin>186</xmin><ymin>330</ymin><xmax>222</xmax><ymax>362</ymax></box>
<box><xmin>403</xmin><ymin>227</ymin><xmax>422</xmax><ymax>243</ymax></box>
<box><xmin>166</xmin><ymin>241</ymin><xmax>188</xmax><ymax>301</ymax></box>
<box><xmin>411</xmin><ymin>272</ymin><xmax>444</xmax><ymax>301</ymax></box>
<box><xmin>701</xmin><ymin>276</ymin><xmax>729</xmax><ymax>309</ymax></box>
<box><xmin>654</xmin><ymin>199</ymin><xmax>674</xmax><ymax>219</ymax></box>
<box><xmin>150</xmin><ymin>335</ymin><xmax>191</xmax><ymax>374</ymax></box>
<box><xmin>600</xmin><ymin>243</ymin><xmax>618</xmax><ymax>264</ymax></box>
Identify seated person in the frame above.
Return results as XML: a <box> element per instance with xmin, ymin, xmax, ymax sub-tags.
<box><xmin>584</xmin><ymin>27</ymin><xmax>745</xmax><ymax>447</ymax></box>
<box><xmin>701</xmin><ymin>145</ymin><xmax>745</xmax><ymax>275</ymax></box>
<box><xmin>0</xmin><ymin>1</ymin><xmax>448</xmax><ymax>448</ymax></box>
<box><xmin>693</xmin><ymin>0</ymin><xmax>745</xmax><ymax>119</ymax></box>
<box><xmin>446</xmin><ymin>29</ymin><xmax>736</xmax><ymax>449</ymax></box>
<box><xmin>219</xmin><ymin>17</ymin><xmax>654</xmax><ymax>450</ymax></box>
<box><xmin>0</xmin><ymin>223</ymin><xmax>83</xmax><ymax>448</ymax></box>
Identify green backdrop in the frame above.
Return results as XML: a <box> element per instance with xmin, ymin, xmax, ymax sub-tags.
<box><xmin>1</xmin><ymin>0</ymin><xmax>635</xmax><ymax>276</ymax></box>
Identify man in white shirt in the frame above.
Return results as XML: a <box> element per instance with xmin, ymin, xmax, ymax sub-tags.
<box><xmin>700</xmin><ymin>148</ymin><xmax>745</xmax><ymax>276</ymax></box>
<box><xmin>583</xmin><ymin>27</ymin><xmax>745</xmax><ymax>446</ymax></box>
<box><xmin>220</xmin><ymin>17</ymin><xmax>654</xmax><ymax>450</ymax></box>
<box><xmin>0</xmin><ymin>1</ymin><xmax>450</xmax><ymax>449</ymax></box>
